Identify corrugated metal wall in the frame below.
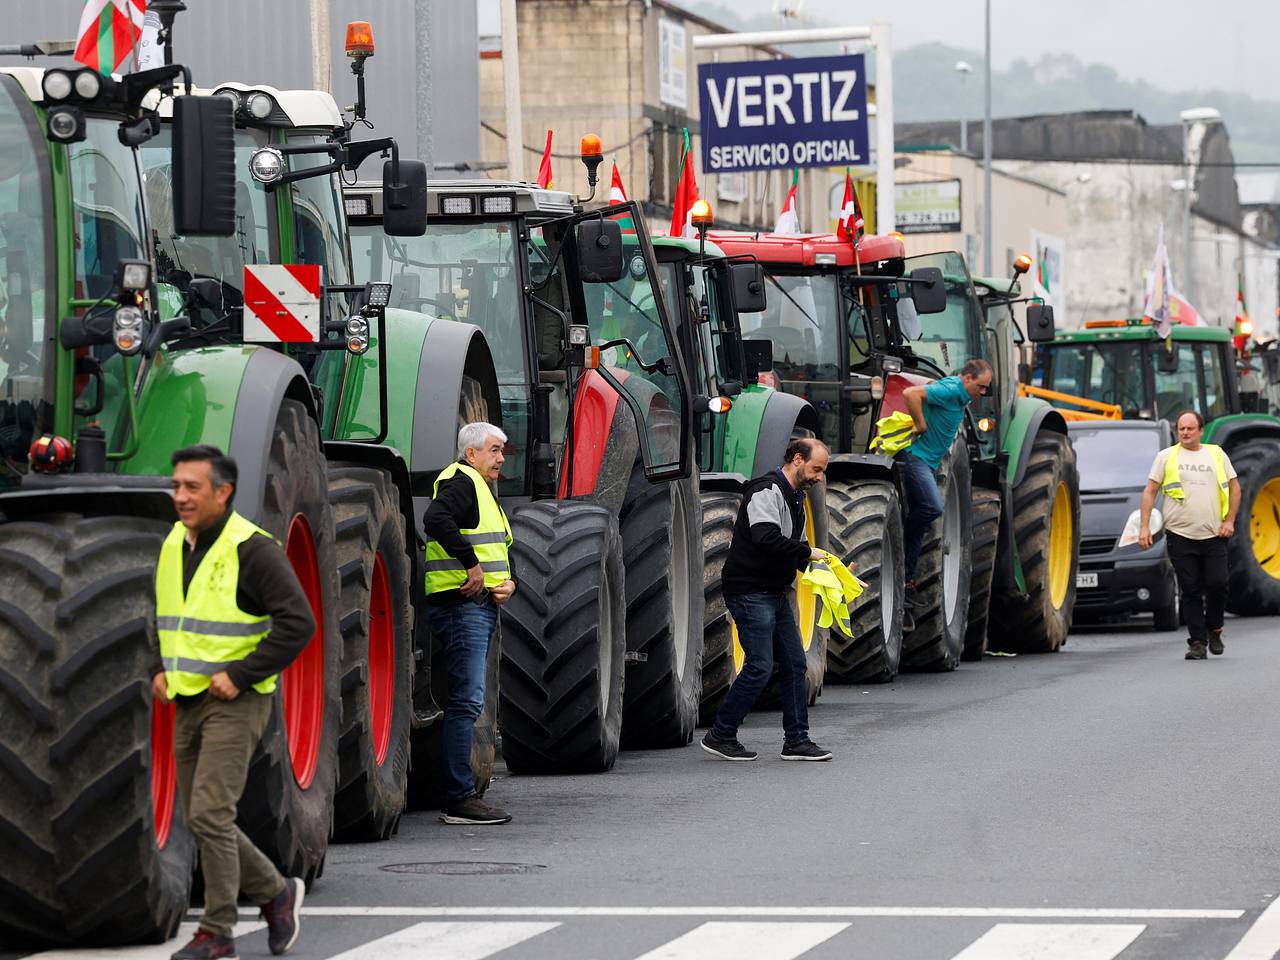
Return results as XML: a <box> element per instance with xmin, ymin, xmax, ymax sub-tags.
<box><xmin>0</xmin><ymin>0</ymin><xmax>480</xmax><ymax>174</ymax></box>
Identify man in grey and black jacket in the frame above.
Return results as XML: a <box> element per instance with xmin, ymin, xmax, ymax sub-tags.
<box><xmin>701</xmin><ymin>438</ymin><xmax>834</xmax><ymax>762</ymax></box>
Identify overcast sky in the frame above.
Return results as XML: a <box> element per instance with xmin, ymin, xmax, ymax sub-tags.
<box><xmin>672</xmin><ymin>0</ymin><xmax>1280</xmax><ymax>99</ymax></box>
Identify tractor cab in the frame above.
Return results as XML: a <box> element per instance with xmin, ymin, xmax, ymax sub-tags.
<box><xmin>1035</xmin><ymin>321</ymin><xmax>1239</xmax><ymax>421</ymax></box>
<box><xmin>344</xmin><ymin>178</ymin><xmax>693</xmax><ymax>497</ymax></box>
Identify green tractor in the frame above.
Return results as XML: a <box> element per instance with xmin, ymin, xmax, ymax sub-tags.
<box><xmin>343</xmin><ymin>174</ymin><xmax>703</xmax><ymax>771</ymax></box>
<box><xmin>1033</xmin><ymin>320</ymin><xmax>1280</xmax><ymax>614</ymax></box>
<box><xmin>709</xmin><ymin>232</ymin><xmax>1080</xmax><ymax>671</ymax></box>
<box><xmin>647</xmin><ymin>233</ymin><xmax>827</xmax><ymax>720</ymax></box>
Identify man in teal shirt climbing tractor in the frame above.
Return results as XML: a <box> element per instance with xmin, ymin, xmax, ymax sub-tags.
<box><xmin>900</xmin><ymin>359</ymin><xmax>994</xmax><ymax>611</ymax></box>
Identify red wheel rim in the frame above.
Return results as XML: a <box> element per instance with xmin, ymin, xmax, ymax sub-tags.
<box><xmin>150</xmin><ymin>698</ymin><xmax>176</xmax><ymax>849</ymax></box>
<box><xmin>283</xmin><ymin>514</ymin><xmax>325</xmax><ymax>789</ymax></box>
<box><xmin>368</xmin><ymin>552</ymin><xmax>394</xmax><ymax>766</ymax></box>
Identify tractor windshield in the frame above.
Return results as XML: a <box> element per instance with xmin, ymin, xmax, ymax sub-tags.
<box><xmin>901</xmin><ymin>251</ymin><xmax>983</xmax><ymax>374</ymax></box>
<box><xmin>0</xmin><ymin>77</ymin><xmax>53</xmax><ymax>474</ymax></box>
<box><xmin>740</xmin><ymin>271</ymin><xmax>840</xmax><ymax>382</ymax></box>
<box><xmin>70</xmin><ymin>119</ymin><xmax>148</xmax><ymax>299</ymax></box>
<box><xmin>1042</xmin><ymin>341</ymin><xmax>1147</xmax><ymax>416</ymax></box>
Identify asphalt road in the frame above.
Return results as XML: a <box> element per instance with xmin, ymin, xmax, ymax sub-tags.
<box><xmin>15</xmin><ymin>616</ymin><xmax>1280</xmax><ymax>959</ymax></box>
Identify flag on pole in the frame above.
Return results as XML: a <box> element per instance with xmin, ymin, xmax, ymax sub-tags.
<box><xmin>669</xmin><ymin>128</ymin><xmax>699</xmax><ymax>238</ymax></box>
<box><xmin>1141</xmin><ymin>224</ymin><xmax>1173</xmax><ymax>338</ymax></box>
<box><xmin>608</xmin><ymin>161</ymin><xmax>636</xmax><ymax>231</ymax></box>
<box><xmin>536</xmin><ymin>130</ymin><xmax>554</xmax><ymax>189</ymax></box>
<box><xmin>74</xmin><ymin>0</ymin><xmax>146</xmax><ymax>75</ymax></box>
<box><xmin>838</xmin><ymin>168</ymin><xmax>865</xmax><ymax>243</ymax></box>
<box><xmin>775</xmin><ymin>168</ymin><xmax>801</xmax><ymax>234</ymax></box>
<box><xmin>1235</xmin><ymin>274</ymin><xmax>1252</xmax><ymax>336</ymax></box>
<box><xmin>1032</xmin><ymin>240</ymin><xmax>1052</xmax><ymax>303</ymax></box>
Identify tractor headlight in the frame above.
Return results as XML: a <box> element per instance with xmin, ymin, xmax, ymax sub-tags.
<box><xmin>245</xmin><ymin>92</ymin><xmax>274</xmax><ymax>120</ymax></box>
<box><xmin>113</xmin><ymin>305</ymin><xmax>145</xmax><ymax>355</ymax></box>
<box><xmin>249</xmin><ymin>146</ymin><xmax>285</xmax><ymax>185</ymax></box>
<box><xmin>345</xmin><ymin>315</ymin><xmax>369</xmax><ymax>338</ymax></box>
<box><xmin>346</xmin><ymin>334</ymin><xmax>370</xmax><ymax>355</ymax></box>
<box><xmin>47</xmin><ymin>106</ymin><xmax>85</xmax><ymax>143</ymax></box>
<box><xmin>73</xmin><ymin>69</ymin><xmax>102</xmax><ymax>99</ymax></box>
<box><xmin>42</xmin><ymin>70</ymin><xmax>72</xmax><ymax>101</ymax></box>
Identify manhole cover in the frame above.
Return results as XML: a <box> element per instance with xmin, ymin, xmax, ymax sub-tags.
<box><xmin>380</xmin><ymin>861</ymin><xmax>546</xmax><ymax>876</ymax></box>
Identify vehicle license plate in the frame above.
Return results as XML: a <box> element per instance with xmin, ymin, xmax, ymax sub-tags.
<box><xmin>1076</xmin><ymin>572</ymin><xmax>1099</xmax><ymax>588</ymax></box>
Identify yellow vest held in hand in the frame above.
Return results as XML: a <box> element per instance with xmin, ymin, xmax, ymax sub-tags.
<box><xmin>424</xmin><ymin>461</ymin><xmax>513</xmax><ymax>595</ymax></box>
<box><xmin>1160</xmin><ymin>443</ymin><xmax>1230</xmax><ymax>520</ymax></box>
<box><xmin>801</xmin><ymin>554</ymin><xmax>866</xmax><ymax>638</ymax></box>
<box><xmin>870</xmin><ymin>410</ymin><xmax>917</xmax><ymax>456</ymax></box>
<box><xmin>155</xmin><ymin>511</ymin><xmax>276</xmax><ymax>698</ymax></box>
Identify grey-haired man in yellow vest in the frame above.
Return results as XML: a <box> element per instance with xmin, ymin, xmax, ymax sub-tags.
<box><xmin>1139</xmin><ymin>410</ymin><xmax>1241</xmax><ymax>659</ymax></box>
<box><xmin>150</xmin><ymin>446</ymin><xmax>314</xmax><ymax>960</ymax></box>
<box><xmin>423</xmin><ymin>422</ymin><xmax>515</xmax><ymax>825</ymax></box>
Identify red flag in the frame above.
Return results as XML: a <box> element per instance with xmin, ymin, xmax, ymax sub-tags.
<box><xmin>774</xmin><ymin>169</ymin><xmax>801</xmax><ymax>234</ymax></box>
<box><xmin>609</xmin><ymin>162</ymin><xmax>628</xmax><ymax>204</ymax></box>
<box><xmin>668</xmin><ymin>128</ymin><xmax>699</xmax><ymax>238</ymax></box>
<box><xmin>74</xmin><ymin>0</ymin><xmax>146</xmax><ymax>75</ymax></box>
<box><xmin>536</xmin><ymin>130</ymin><xmax>554</xmax><ymax>189</ymax></box>
<box><xmin>838</xmin><ymin>168</ymin><xmax>865</xmax><ymax>243</ymax></box>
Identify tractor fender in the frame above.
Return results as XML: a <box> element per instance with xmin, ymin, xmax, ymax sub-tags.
<box><xmin>561</xmin><ymin>368</ymin><xmax>640</xmax><ymax>513</ymax></box>
<box><xmin>409</xmin><ymin>318</ymin><xmax>500</xmax><ymax>473</ymax></box>
<box><xmin>824</xmin><ymin>451</ymin><xmax>898</xmax><ymax>489</ymax></box>
<box><xmin>750</xmin><ymin>390</ymin><xmax>821</xmax><ymax>477</ymax></box>
<box><xmin>1003</xmin><ymin>396</ymin><xmax>1068</xmax><ymax>489</ymax></box>
<box><xmin>1204</xmin><ymin>413</ymin><xmax>1280</xmax><ymax>451</ymax></box>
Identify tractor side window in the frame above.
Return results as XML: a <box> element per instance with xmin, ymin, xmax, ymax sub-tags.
<box><xmin>0</xmin><ymin>78</ymin><xmax>53</xmax><ymax>475</ymax></box>
<box><xmin>69</xmin><ymin>120</ymin><xmax>148</xmax><ymax>299</ymax></box>
<box><xmin>1202</xmin><ymin>346</ymin><xmax>1228</xmax><ymax>419</ymax></box>
<box><xmin>740</xmin><ymin>272</ymin><xmax>840</xmax><ymax>383</ymax></box>
<box><xmin>288</xmin><ymin>136</ymin><xmax>351</xmax><ymax>323</ymax></box>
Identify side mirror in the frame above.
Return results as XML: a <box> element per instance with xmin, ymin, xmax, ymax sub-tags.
<box><xmin>576</xmin><ymin>217</ymin><xmax>625</xmax><ymax>283</ymax></box>
<box><xmin>171</xmin><ymin>95</ymin><xmax>236</xmax><ymax>236</ymax></box>
<box><xmin>1157</xmin><ymin>342</ymin><xmax>1180</xmax><ymax>374</ymax></box>
<box><xmin>382</xmin><ymin>159</ymin><xmax>428</xmax><ymax>237</ymax></box>
<box><xmin>1026</xmin><ymin>303</ymin><xmax>1056</xmax><ymax>343</ymax></box>
<box><xmin>186</xmin><ymin>278</ymin><xmax>224</xmax><ymax>312</ymax></box>
<box><xmin>909</xmin><ymin>267</ymin><xmax>947</xmax><ymax>315</ymax></box>
<box><xmin>743</xmin><ymin>339</ymin><xmax>773</xmax><ymax>378</ymax></box>
<box><xmin>729</xmin><ymin>262</ymin><xmax>767</xmax><ymax>314</ymax></box>
<box><xmin>719</xmin><ymin>379</ymin><xmax>743</xmax><ymax>397</ymax></box>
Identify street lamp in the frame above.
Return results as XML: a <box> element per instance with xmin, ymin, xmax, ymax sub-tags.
<box><xmin>1180</xmin><ymin>106</ymin><xmax>1222</xmax><ymax>306</ymax></box>
<box><xmin>954</xmin><ymin>60</ymin><xmax>972</xmax><ymax>154</ymax></box>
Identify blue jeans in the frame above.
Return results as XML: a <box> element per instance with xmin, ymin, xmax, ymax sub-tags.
<box><xmin>901</xmin><ymin>452</ymin><xmax>945</xmax><ymax>582</ymax></box>
<box><xmin>711</xmin><ymin>592</ymin><xmax>809</xmax><ymax>746</ymax></box>
<box><xmin>426</xmin><ymin>600</ymin><xmax>498</xmax><ymax>803</ymax></box>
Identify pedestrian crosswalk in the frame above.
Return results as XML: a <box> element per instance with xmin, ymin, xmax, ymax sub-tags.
<box><xmin>6</xmin><ymin>910</ymin><xmax>1270</xmax><ymax>960</ymax></box>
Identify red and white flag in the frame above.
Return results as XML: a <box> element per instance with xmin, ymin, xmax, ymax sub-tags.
<box><xmin>775</xmin><ymin>169</ymin><xmax>801</xmax><ymax>234</ymax></box>
<box><xmin>536</xmin><ymin>130</ymin><xmax>554</xmax><ymax>189</ymax></box>
<box><xmin>669</xmin><ymin>128</ymin><xmax>699</xmax><ymax>238</ymax></box>
<box><xmin>609</xmin><ymin>162</ymin><xmax>628</xmax><ymax>204</ymax></box>
<box><xmin>74</xmin><ymin>0</ymin><xmax>146</xmax><ymax>75</ymax></box>
<box><xmin>1141</xmin><ymin>224</ymin><xmax>1174</xmax><ymax>338</ymax></box>
<box><xmin>838</xmin><ymin>168</ymin><xmax>865</xmax><ymax>242</ymax></box>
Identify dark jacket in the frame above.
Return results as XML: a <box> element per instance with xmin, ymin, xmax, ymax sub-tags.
<box><xmin>150</xmin><ymin>511</ymin><xmax>316</xmax><ymax>694</ymax></box>
<box><xmin>422</xmin><ymin>465</ymin><xmax>484</xmax><ymax>608</ymax></box>
<box><xmin>722</xmin><ymin>469</ymin><xmax>812</xmax><ymax>596</ymax></box>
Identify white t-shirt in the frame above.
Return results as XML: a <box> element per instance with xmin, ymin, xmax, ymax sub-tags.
<box><xmin>1147</xmin><ymin>444</ymin><xmax>1237</xmax><ymax>540</ymax></box>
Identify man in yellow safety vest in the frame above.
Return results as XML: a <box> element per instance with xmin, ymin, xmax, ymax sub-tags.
<box><xmin>150</xmin><ymin>446</ymin><xmax>315</xmax><ymax>960</ymax></box>
<box><xmin>423</xmin><ymin>422</ymin><xmax>516</xmax><ymax>824</ymax></box>
<box><xmin>1139</xmin><ymin>410</ymin><xmax>1241</xmax><ymax>659</ymax></box>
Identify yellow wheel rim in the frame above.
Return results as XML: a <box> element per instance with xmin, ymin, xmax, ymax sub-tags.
<box><xmin>1048</xmin><ymin>480</ymin><xmax>1072</xmax><ymax>609</ymax></box>
<box><xmin>1250</xmin><ymin>477</ymin><xmax>1280</xmax><ymax>578</ymax></box>
<box><xmin>730</xmin><ymin>498</ymin><xmax>818</xmax><ymax>671</ymax></box>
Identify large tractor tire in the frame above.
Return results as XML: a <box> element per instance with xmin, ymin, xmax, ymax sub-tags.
<box><xmin>0</xmin><ymin>515</ymin><xmax>194</xmax><ymax>948</ymax></box>
<box><xmin>618</xmin><ymin>464</ymin><xmax>704</xmax><ymax>749</ymax></box>
<box><xmin>237</xmin><ymin>400</ymin><xmax>343</xmax><ymax>882</ymax></box>
<box><xmin>697</xmin><ymin>491</ymin><xmax>741</xmax><ymax>725</ymax></box>
<box><xmin>406</xmin><ymin>613</ymin><xmax>500</xmax><ymax>809</ymax></box>
<box><xmin>824</xmin><ymin>479</ymin><xmax>905</xmax><ymax>683</ymax></box>
<box><xmin>902</xmin><ymin>440</ymin><xmax>973</xmax><ymax>671</ymax></box>
<box><xmin>1225</xmin><ymin>439</ymin><xmax>1280</xmax><ymax>615</ymax></box>
<box><xmin>328</xmin><ymin>466</ymin><xmax>414</xmax><ymax>842</ymax></box>
<box><xmin>962</xmin><ymin>488</ymin><xmax>1003</xmax><ymax>662</ymax></box>
<box><xmin>989</xmin><ymin>431</ymin><xmax>1080</xmax><ymax>653</ymax></box>
<box><xmin>498</xmin><ymin>501</ymin><xmax>626</xmax><ymax>773</ymax></box>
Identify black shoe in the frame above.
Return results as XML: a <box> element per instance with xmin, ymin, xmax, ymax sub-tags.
<box><xmin>780</xmin><ymin>740</ymin><xmax>833</xmax><ymax>761</ymax></box>
<box><xmin>1209</xmin><ymin>629</ymin><xmax>1225</xmax><ymax>656</ymax></box>
<box><xmin>1186</xmin><ymin>641</ymin><xmax>1207</xmax><ymax>660</ymax></box>
<box><xmin>440</xmin><ymin>796</ymin><xmax>512</xmax><ymax>825</ymax></box>
<box><xmin>259</xmin><ymin>876</ymin><xmax>304</xmax><ymax>956</ymax></box>
<box><xmin>171</xmin><ymin>930</ymin><xmax>237</xmax><ymax>960</ymax></box>
<box><xmin>701</xmin><ymin>732</ymin><xmax>757</xmax><ymax>761</ymax></box>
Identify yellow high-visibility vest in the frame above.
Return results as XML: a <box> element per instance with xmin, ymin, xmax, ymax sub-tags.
<box><xmin>1161</xmin><ymin>443</ymin><xmax>1230</xmax><ymax>520</ymax></box>
<box><xmin>424</xmin><ymin>461</ymin><xmax>513</xmax><ymax>595</ymax></box>
<box><xmin>801</xmin><ymin>554</ymin><xmax>865</xmax><ymax>638</ymax></box>
<box><xmin>870</xmin><ymin>410</ymin><xmax>917</xmax><ymax>456</ymax></box>
<box><xmin>155</xmin><ymin>511</ymin><xmax>276</xmax><ymax>698</ymax></box>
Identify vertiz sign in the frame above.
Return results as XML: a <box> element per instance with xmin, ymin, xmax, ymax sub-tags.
<box><xmin>698</xmin><ymin>54</ymin><xmax>869</xmax><ymax>174</ymax></box>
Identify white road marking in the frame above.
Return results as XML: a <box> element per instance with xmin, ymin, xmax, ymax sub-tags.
<box><xmin>238</xmin><ymin>905</ymin><xmax>1243</xmax><ymax>920</ymax></box>
<box><xmin>26</xmin><ymin>922</ymin><xmax>266</xmax><ymax>960</ymax></box>
<box><xmin>1223</xmin><ymin>897</ymin><xmax>1280</xmax><ymax>960</ymax></box>
<box><xmin>629</xmin><ymin>921</ymin><xmax>848</xmax><ymax>960</ymax></box>
<box><xmin>949</xmin><ymin>923</ymin><xmax>1146</xmax><ymax>959</ymax></box>
<box><xmin>322</xmin><ymin>921</ymin><xmax>559</xmax><ymax>960</ymax></box>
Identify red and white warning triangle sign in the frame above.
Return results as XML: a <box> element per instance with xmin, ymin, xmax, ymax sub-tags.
<box><xmin>243</xmin><ymin>264</ymin><xmax>322</xmax><ymax>342</ymax></box>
